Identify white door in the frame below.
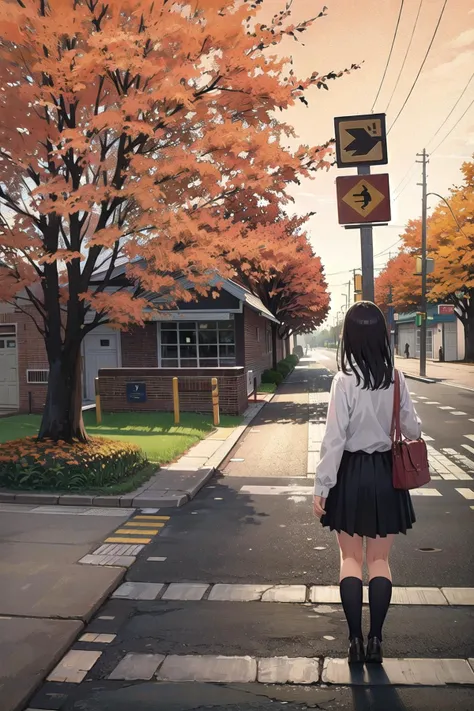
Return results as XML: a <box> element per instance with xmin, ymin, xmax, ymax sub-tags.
<box><xmin>83</xmin><ymin>328</ymin><xmax>119</xmax><ymax>401</ymax></box>
<box><xmin>0</xmin><ymin>331</ymin><xmax>19</xmax><ymax>409</ymax></box>
<box><xmin>398</xmin><ymin>325</ymin><xmax>415</xmax><ymax>359</ymax></box>
<box><xmin>443</xmin><ymin>321</ymin><xmax>458</xmax><ymax>361</ymax></box>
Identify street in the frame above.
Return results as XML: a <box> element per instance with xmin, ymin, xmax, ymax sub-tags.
<box><xmin>17</xmin><ymin>354</ymin><xmax>474</xmax><ymax>711</ymax></box>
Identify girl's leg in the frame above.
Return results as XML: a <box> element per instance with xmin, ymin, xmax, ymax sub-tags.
<box><xmin>336</xmin><ymin>531</ymin><xmax>364</xmax><ymax>640</ymax></box>
<box><xmin>366</xmin><ymin>534</ymin><xmax>395</xmax><ymax>641</ymax></box>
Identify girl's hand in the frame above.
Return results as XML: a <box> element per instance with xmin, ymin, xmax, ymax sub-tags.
<box><xmin>313</xmin><ymin>495</ymin><xmax>326</xmax><ymax>519</ymax></box>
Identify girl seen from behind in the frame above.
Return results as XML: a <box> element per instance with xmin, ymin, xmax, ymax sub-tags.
<box><xmin>313</xmin><ymin>301</ymin><xmax>421</xmax><ymax>664</ymax></box>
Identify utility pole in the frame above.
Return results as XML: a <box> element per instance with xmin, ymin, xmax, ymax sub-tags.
<box><xmin>347</xmin><ymin>279</ymin><xmax>351</xmax><ymax>307</ymax></box>
<box><xmin>358</xmin><ymin>166</ymin><xmax>375</xmax><ymax>302</ymax></box>
<box><xmin>416</xmin><ymin>148</ymin><xmax>429</xmax><ymax>378</ymax></box>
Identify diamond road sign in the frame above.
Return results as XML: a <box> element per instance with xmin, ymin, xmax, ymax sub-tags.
<box><xmin>336</xmin><ymin>174</ymin><xmax>391</xmax><ymax>225</ymax></box>
<box><xmin>334</xmin><ymin>113</ymin><xmax>388</xmax><ymax>168</ymax></box>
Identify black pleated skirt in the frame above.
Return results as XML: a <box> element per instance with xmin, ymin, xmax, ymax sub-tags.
<box><xmin>320</xmin><ymin>450</ymin><xmax>416</xmax><ymax>538</ymax></box>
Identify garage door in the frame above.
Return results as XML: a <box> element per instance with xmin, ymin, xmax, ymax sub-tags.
<box><xmin>0</xmin><ymin>325</ymin><xmax>19</xmax><ymax>409</ymax></box>
<box><xmin>83</xmin><ymin>327</ymin><xmax>119</xmax><ymax>401</ymax></box>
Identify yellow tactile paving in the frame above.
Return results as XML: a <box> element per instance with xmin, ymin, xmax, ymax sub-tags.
<box><xmin>134</xmin><ymin>515</ymin><xmax>170</xmax><ymax>521</ymax></box>
<box><xmin>105</xmin><ymin>537</ymin><xmax>152</xmax><ymax>544</ymax></box>
<box><xmin>123</xmin><ymin>521</ymin><xmax>165</xmax><ymax>528</ymax></box>
<box><xmin>114</xmin><ymin>528</ymin><xmax>159</xmax><ymax>536</ymax></box>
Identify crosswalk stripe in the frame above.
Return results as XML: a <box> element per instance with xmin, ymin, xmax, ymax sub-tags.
<box><xmin>240</xmin><ymin>485</ymin><xmax>443</xmax><ymax>497</ymax></box>
<box><xmin>464</xmin><ymin>434</ymin><xmax>474</xmax><ymax>442</ymax></box>
<box><xmin>134</xmin><ymin>515</ymin><xmax>170</xmax><ymax>521</ymax></box>
<box><xmin>123</xmin><ymin>521</ymin><xmax>165</xmax><ymax>528</ymax></box>
<box><xmin>455</xmin><ymin>488</ymin><xmax>474</xmax><ymax>500</ymax></box>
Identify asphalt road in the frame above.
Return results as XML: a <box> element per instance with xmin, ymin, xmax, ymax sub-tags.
<box><xmin>27</xmin><ymin>358</ymin><xmax>474</xmax><ymax>711</ymax></box>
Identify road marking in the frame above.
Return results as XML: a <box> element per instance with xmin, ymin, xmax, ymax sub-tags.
<box><xmin>105</xmin><ymin>537</ymin><xmax>152</xmax><ymax>544</ymax></box>
<box><xmin>462</xmin><ymin>444</ymin><xmax>474</xmax><ymax>455</ymax></box>
<box><xmin>122</xmin><ymin>521</ymin><xmax>165</xmax><ymax>528</ymax></box>
<box><xmin>106</xmin><ymin>653</ymin><xmax>474</xmax><ymax>686</ymax></box>
<box><xmin>441</xmin><ymin>588</ymin><xmax>474</xmax><ymax>605</ymax></box>
<box><xmin>134</xmin><ymin>515</ymin><xmax>170</xmax><ymax>521</ymax></box>
<box><xmin>464</xmin><ymin>434</ymin><xmax>474</xmax><ymax>442</ymax></box>
<box><xmin>425</xmin><ymin>401</ymin><xmax>440</xmax><ymax>405</ymax></box>
<box><xmin>240</xmin><ymin>484</ymin><xmax>442</xmax><ymax>497</ymax></box>
<box><xmin>422</xmin><ymin>432</ymin><xmax>434</xmax><ymax>442</ymax></box>
<box><xmin>115</xmin><ymin>528</ymin><xmax>160</xmax><ymax>535</ymax></box>
<box><xmin>455</xmin><ymin>488</ymin><xmax>474</xmax><ymax>500</ymax></box>
<box><xmin>162</xmin><ymin>583</ymin><xmax>210</xmax><ymax>601</ymax></box>
<box><xmin>439</xmin><ymin>406</ymin><xmax>454</xmax><ymax>410</ymax></box>
<box><xmin>147</xmin><ymin>556</ymin><xmax>167</xmax><ymax>562</ymax></box>
<box><xmin>417</xmin><ymin>396</ymin><xmax>428</xmax><ymax>400</ymax></box>
<box><xmin>452</xmin><ymin>411</ymin><xmax>467</xmax><ymax>416</ymax></box>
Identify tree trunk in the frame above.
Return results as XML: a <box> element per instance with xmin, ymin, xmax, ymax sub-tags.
<box><xmin>38</xmin><ymin>348</ymin><xmax>88</xmax><ymax>442</ymax></box>
<box><xmin>464</xmin><ymin>312</ymin><xmax>474</xmax><ymax>362</ymax></box>
<box><xmin>271</xmin><ymin>322</ymin><xmax>278</xmax><ymax>370</ymax></box>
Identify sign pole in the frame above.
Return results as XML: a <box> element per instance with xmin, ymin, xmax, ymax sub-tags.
<box><xmin>357</xmin><ymin>165</ymin><xmax>375</xmax><ymax>302</ymax></box>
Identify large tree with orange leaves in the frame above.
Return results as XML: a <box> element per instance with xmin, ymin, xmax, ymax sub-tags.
<box><xmin>375</xmin><ymin>159</ymin><xmax>474</xmax><ymax>360</ymax></box>
<box><xmin>0</xmin><ymin>0</ymin><xmax>352</xmax><ymax>441</ymax></box>
<box><xmin>225</xmin><ymin>214</ymin><xmax>330</xmax><ymax>366</ymax></box>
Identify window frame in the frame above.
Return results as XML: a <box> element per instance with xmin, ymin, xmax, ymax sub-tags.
<box><xmin>158</xmin><ymin>319</ymin><xmax>236</xmax><ymax>368</ymax></box>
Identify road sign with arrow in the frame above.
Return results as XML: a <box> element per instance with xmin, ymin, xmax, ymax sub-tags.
<box><xmin>336</xmin><ymin>174</ymin><xmax>391</xmax><ymax>225</ymax></box>
<box><xmin>334</xmin><ymin>113</ymin><xmax>388</xmax><ymax>168</ymax></box>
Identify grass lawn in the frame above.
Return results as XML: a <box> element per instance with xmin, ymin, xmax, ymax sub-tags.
<box><xmin>258</xmin><ymin>382</ymin><xmax>277</xmax><ymax>394</ymax></box>
<box><xmin>0</xmin><ymin>411</ymin><xmax>242</xmax><ymax>465</ymax></box>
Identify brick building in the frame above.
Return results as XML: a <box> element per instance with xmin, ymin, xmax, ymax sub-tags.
<box><xmin>0</xmin><ymin>278</ymin><xmax>289</xmax><ymax>416</ymax></box>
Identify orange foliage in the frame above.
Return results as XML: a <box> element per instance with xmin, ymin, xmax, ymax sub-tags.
<box><xmin>0</xmin><ymin>0</ymin><xmax>353</xmax><ymax>437</ymax></box>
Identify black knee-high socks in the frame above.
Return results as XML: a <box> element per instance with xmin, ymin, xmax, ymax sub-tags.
<box><xmin>339</xmin><ymin>577</ymin><xmax>363</xmax><ymax>641</ymax></box>
<box><xmin>340</xmin><ymin>576</ymin><xmax>393</xmax><ymax>641</ymax></box>
<box><xmin>368</xmin><ymin>577</ymin><xmax>392</xmax><ymax>641</ymax></box>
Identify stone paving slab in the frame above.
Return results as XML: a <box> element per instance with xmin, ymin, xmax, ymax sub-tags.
<box><xmin>47</xmin><ymin>649</ymin><xmax>102</xmax><ymax>683</ymax></box>
<box><xmin>109</xmin><ymin>653</ymin><xmax>165</xmax><ymax>681</ymax></box>
<box><xmin>207</xmin><ymin>584</ymin><xmax>271</xmax><ymax>602</ymax></box>
<box><xmin>257</xmin><ymin>656</ymin><xmax>320</xmax><ymax>684</ymax></box>
<box><xmin>113</xmin><ymin>582</ymin><xmax>164</xmax><ymax>601</ymax></box>
<box><xmin>310</xmin><ymin>586</ymin><xmax>450</xmax><ymax>605</ymax></box>
<box><xmin>261</xmin><ymin>585</ymin><xmax>307</xmax><ymax>603</ymax></box>
<box><xmin>441</xmin><ymin>588</ymin><xmax>474</xmax><ymax>605</ymax></box>
<box><xmin>156</xmin><ymin>655</ymin><xmax>257</xmax><ymax>683</ymax></box>
<box><xmin>167</xmin><ymin>457</ymin><xmax>209</xmax><ymax>471</ymax></box>
<box><xmin>78</xmin><ymin>554</ymin><xmax>136</xmax><ymax>568</ymax></box>
<box><xmin>322</xmin><ymin>658</ymin><xmax>474</xmax><ymax>686</ymax></box>
<box><xmin>131</xmin><ymin>493</ymin><xmax>188</xmax><ymax>508</ymax></box>
<box><xmin>161</xmin><ymin>583</ymin><xmax>210</xmax><ymax>601</ymax></box>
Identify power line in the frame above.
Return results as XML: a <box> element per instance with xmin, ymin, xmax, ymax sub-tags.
<box><xmin>388</xmin><ymin>0</ymin><xmax>448</xmax><ymax>134</ymax></box>
<box><xmin>427</xmin><ymin>72</ymin><xmax>474</xmax><ymax>147</ymax></box>
<box><xmin>374</xmin><ymin>238</ymin><xmax>404</xmax><ymax>258</ymax></box>
<box><xmin>371</xmin><ymin>0</ymin><xmax>405</xmax><ymax>112</ymax></box>
<box><xmin>430</xmin><ymin>96</ymin><xmax>474</xmax><ymax>155</ymax></box>
<box><xmin>385</xmin><ymin>0</ymin><xmax>424</xmax><ymax>114</ymax></box>
<box><xmin>394</xmin><ymin>69</ymin><xmax>473</xmax><ymax>201</ymax></box>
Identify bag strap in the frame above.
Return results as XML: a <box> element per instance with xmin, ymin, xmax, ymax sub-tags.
<box><xmin>391</xmin><ymin>369</ymin><xmax>402</xmax><ymax>443</ymax></box>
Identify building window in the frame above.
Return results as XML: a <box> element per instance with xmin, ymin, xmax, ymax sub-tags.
<box><xmin>160</xmin><ymin>320</ymin><xmax>236</xmax><ymax>368</ymax></box>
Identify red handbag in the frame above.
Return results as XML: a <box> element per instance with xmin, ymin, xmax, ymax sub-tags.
<box><xmin>391</xmin><ymin>370</ymin><xmax>431</xmax><ymax>490</ymax></box>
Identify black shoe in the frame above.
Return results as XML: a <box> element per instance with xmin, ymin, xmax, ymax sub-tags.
<box><xmin>348</xmin><ymin>637</ymin><xmax>365</xmax><ymax>664</ymax></box>
<box><xmin>366</xmin><ymin>636</ymin><xmax>383</xmax><ymax>664</ymax></box>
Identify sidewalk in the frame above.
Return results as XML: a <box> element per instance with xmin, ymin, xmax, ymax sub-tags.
<box><xmin>395</xmin><ymin>357</ymin><xmax>474</xmax><ymax>389</ymax></box>
<box><xmin>0</xmin><ymin>398</ymin><xmax>272</xmax><ymax>511</ymax></box>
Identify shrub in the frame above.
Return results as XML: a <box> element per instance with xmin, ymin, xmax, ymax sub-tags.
<box><xmin>284</xmin><ymin>354</ymin><xmax>299</xmax><ymax>368</ymax></box>
<box><xmin>277</xmin><ymin>360</ymin><xmax>292</xmax><ymax>377</ymax></box>
<box><xmin>0</xmin><ymin>437</ymin><xmax>146</xmax><ymax>492</ymax></box>
<box><xmin>261</xmin><ymin>369</ymin><xmax>284</xmax><ymax>385</ymax></box>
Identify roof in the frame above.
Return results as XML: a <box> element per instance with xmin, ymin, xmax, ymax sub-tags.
<box><xmin>91</xmin><ymin>261</ymin><xmax>279</xmax><ymax>324</ymax></box>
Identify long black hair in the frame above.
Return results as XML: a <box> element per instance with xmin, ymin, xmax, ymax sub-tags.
<box><xmin>339</xmin><ymin>301</ymin><xmax>393</xmax><ymax>390</ymax></box>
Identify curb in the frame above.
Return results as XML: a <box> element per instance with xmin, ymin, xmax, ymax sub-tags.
<box><xmin>401</xmin><ymin>372</ymin><xmax>437</xmax><ymax>384</ymax></box>
<box><xmin>0</xmin><ymin>398</ymin><xmax>274</xmax><ymax>512</ymax></box>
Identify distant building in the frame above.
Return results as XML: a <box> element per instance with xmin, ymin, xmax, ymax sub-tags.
<box><xmin>394</xmin><ymin>305</ymin><xmax>464</xmax><ymax>361</ymax></box>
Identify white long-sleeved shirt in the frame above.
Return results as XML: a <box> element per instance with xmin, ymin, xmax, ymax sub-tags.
<box><xmin>314</xmin><ymin>369</ymin><xmax>422</xmax><ymax>498</ymax></box>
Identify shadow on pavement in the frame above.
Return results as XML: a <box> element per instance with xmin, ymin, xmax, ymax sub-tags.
<box><xmin>351</xmin><ymin>665</ymin><xmax>409</xmax><ymax>711</ymax></box>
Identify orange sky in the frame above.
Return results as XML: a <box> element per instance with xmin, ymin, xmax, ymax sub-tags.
<box><xmin>266</xmin><ymin>0</ymin><xmax>474</xmax><ymax>322</ymax></box>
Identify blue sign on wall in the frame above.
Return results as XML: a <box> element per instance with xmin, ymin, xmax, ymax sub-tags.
<box><xmin>126</xmin><ymin>383</ymin><xmax>147</xmax><ymax>403</ymax></box>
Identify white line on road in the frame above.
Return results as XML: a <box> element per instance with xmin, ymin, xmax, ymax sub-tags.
<box><xmin>452</xmin><ymin>411</ymin><xmax>468</xmax><ymax>416</ymax></box>
<box><xmin>240</xmin><ymin>485</ymin><xmax>442</xmax><ymax>497</ymax></box>
<box><xmin>464</xmin><ymin>434</ymin><xmax>474</xmax><ymax>442</ymax></box>
<box><xmin>439</xmin><ymin>406</ymin><xmax>454</xmax><ymax>411</ymax></box>
<box><xmin>455</xmin><ymin>488</ymin><xmax>474</xmax><ymax>500</ymax></box>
